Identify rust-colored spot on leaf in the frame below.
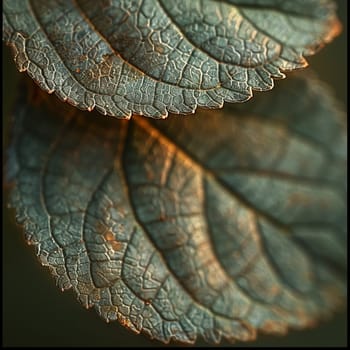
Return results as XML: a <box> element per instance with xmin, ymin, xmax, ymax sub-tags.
<box><xmin>119</xmin><ymin>317</ymin><xmax>133</xmax><ymax>329</ymax></box>
<box><xmin>103</xmin><ymin>231</ymin><xmax>122</xmax><ymax>251</ymax></box>
<box><xmin>103</xmin><ymin>231</ymin><xmax>114</xmax><ymax>241</ymax></box>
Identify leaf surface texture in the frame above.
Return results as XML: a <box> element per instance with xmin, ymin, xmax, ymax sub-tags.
<box><xmin>7</xmin><ymin>74</ymin><xmax>347</xmax><ymax>344</ymax></box>
<box><xmin>3</xmin><ymin>0</ymin><xmax>341</xmax><ymax>118</ymax></box>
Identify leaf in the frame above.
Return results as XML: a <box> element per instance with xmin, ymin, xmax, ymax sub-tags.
<box><xmin>2</xmin><ymin>0</ymin><xmax>341</xmax><ymax>119</ymax></box>
<box><xmin>6</xmin><ymin>73</ymin><xmax>346</xmax><ymax>344</ymax></box>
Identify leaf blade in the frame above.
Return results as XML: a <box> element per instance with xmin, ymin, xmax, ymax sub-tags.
<box><xmin>3</xmin><ymin>0</ymin><xmax>341</xmax><ymax>118</ymax></box>
<box><xmin>6</xmin><ymin>73</ymin><xmax>347</xmax><ymax>344</ymax></box>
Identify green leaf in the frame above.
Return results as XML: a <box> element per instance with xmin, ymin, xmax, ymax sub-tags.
<box><xmin>3</xmin><ymin>0</ymin><xmax>341</xmax><ymax>118</ymax></box>
<box><xmin>7</xmin><ymin>73</ymin><xmax>346</xmax><ymax>344</ymax></box>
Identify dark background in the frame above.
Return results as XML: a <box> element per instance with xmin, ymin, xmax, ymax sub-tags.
<box><xmin>2</xmin><ymin>1</ymin><xmax>347</xmax><ymax>347</ymax></box>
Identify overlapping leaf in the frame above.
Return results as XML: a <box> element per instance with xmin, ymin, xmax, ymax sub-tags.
<box><xmin>3</xmin><ymin>0</ymin><xmax>340</xmax><ymax>118</ymax></box>
<box><xmin>7</xmin><ymin>74</ymin><xmax>347</xmax><ymax>344</ymax></box>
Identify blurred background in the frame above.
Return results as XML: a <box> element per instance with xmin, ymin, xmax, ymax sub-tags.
<box><xmin>2</xmin><ymin>1</ymin><xmax>347</xmax><ymax>347</ymax></box>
